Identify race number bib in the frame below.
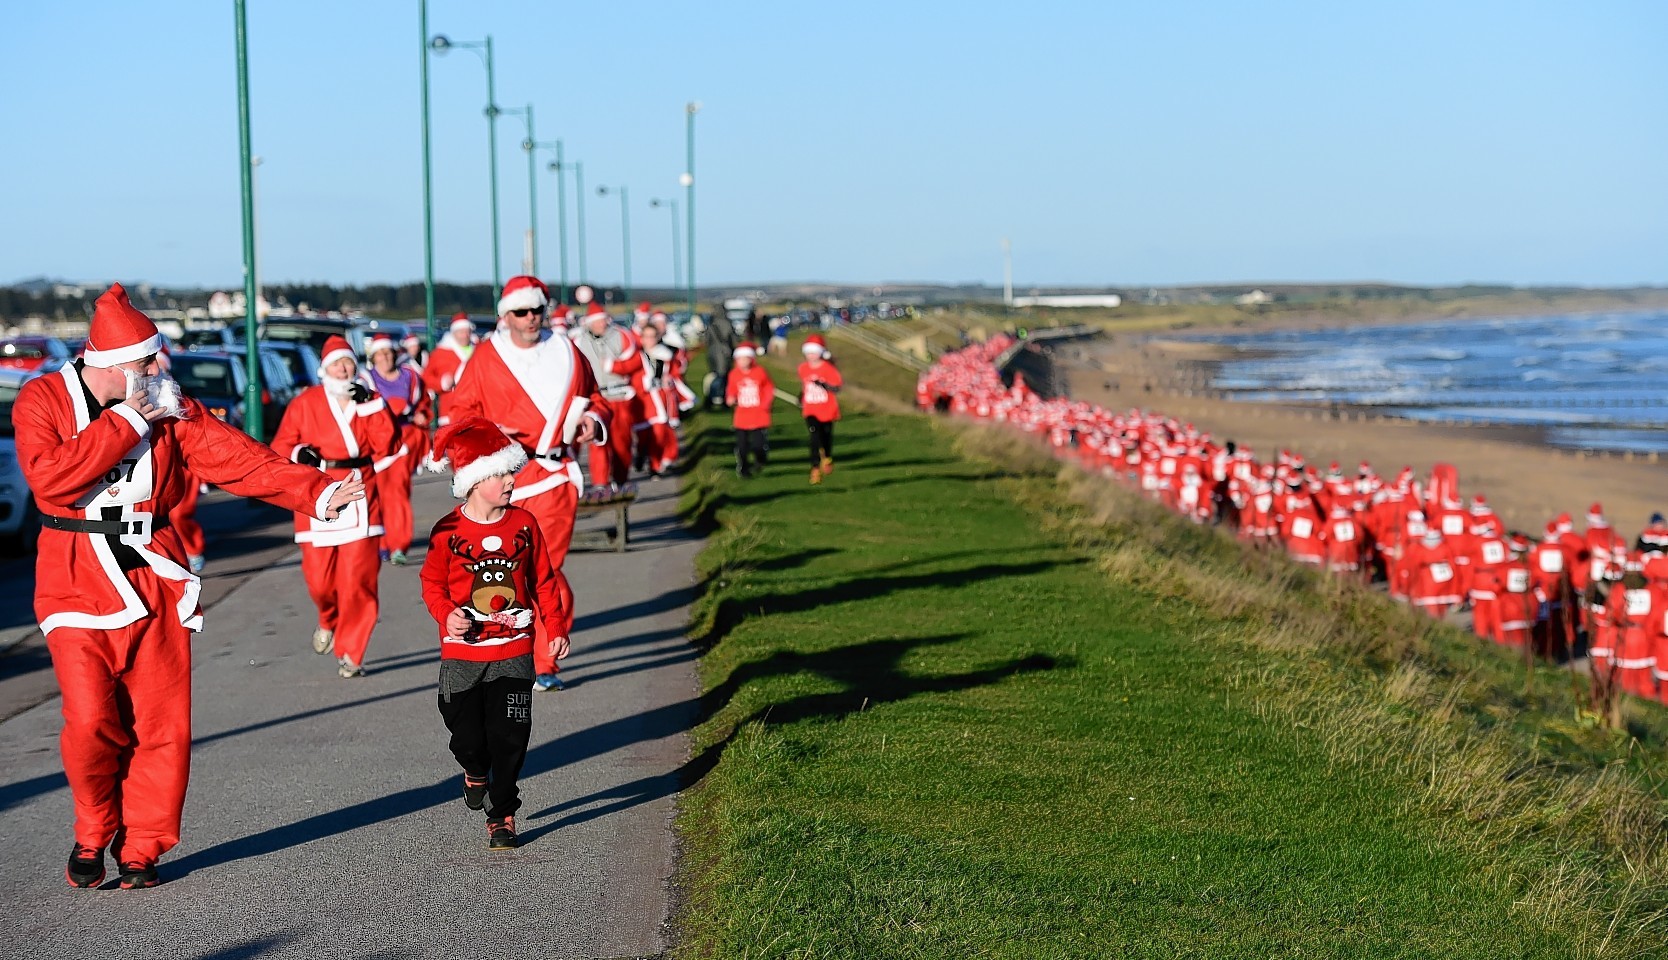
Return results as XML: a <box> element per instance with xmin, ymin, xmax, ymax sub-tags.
<box><xmin>1481</xmin><ymin>542</ymin><xmax>1506</xmax><ymax>565</ymax></box>
<box><xmin>1442</xmin><ymin>515</ymin><xmax>1464</xmax><ymax>535</ymax></box>
<box><xmin>803</xmin><ymin>381</ymin><xmax>829</xmax><ymax>405</ymax></box>
<box><xmin>1429</xmin><ymin>562</ymin><xmax>1454</xmax><ymax>584</ymax></box>
<box><xmin>1160</xmin><ymin>459</ymin><xmax>1176</xmax><ymax>476</ymax></box>
<box><xmin>76</xmin><ymin>435</ymin><xmax>155</xmax><ymax>508</ymax></box>
<box><xmin>1626</xmin><ymin>589</ymin><xmax>1651</xmax><ymax>617</ymax></box>
<box><xmin>1333</xmin><ymin>521</ymin><xmax>1356</xmax><ymax>542</ymax></box>
<box><xmin>738</xmin><ymin>382</ymin><xmax>761</xmax><ymax>407</ymax></box>
<box><xmin>1506</xmin><ymin>569</ymin><xmax>1530</xmax><ymax>592</ymax></box>
<box><xmin>1538</xmin><ymin>550</ymin><xmax>1563</xmax><ymax>573</ymax></box>
<box><xmin>1291</xmin><ymin>518</ymin><xmax>1314</xmax><ymax>539</ymax></box>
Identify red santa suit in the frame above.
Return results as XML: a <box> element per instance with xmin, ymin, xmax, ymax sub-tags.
<box><xmin>572</xmin><ymin>303</ymin><xmax>644</xmax><ymax>490</ymax></box>
<box><xmin>271</xmin><ymin>337</ymin><xmax>399</xmax><ymax>673</ymax></box>
<box><xmin>447</xmin><ymin>278</ymin><xmax>609</xmax><ymax>677</ymax></box>
<box><xmin>364</xmin><ymin>336</ymin><xmax>433</xmax><ymax>558</ymax></box>
<box><xmin>1407</xmin><ymin>529</ymin><xmax>1461</xmax><ymax>617</ymax></box>
<box><xmin>1280</xmin><ymin>491</ymin><xmax>1325</xmax><ymax>566</ymax></box>
<box><xmin>1324</xmin><ymin>505</ymin><xmax>1362</xmax><ymax>574</ymax></box>
<box><xmin>16</xmin><ymin>285</ymin><xmax>337</xmax><ymax>873</ymax></box>
<box><xmin>422</xmin><ymin>313</ymin><xmax>477</xmax><ymax>425</ymax></box>
<box><xmin>1528</xmin><ymin>526</ymin><xmax>1574</xmax><ymax>660</ymax></box>
<box><xmin>1613</xmin><ymin>570</ymin><xmax>1659</xmax><ymax>698</ymax></box>
<box><xmin>1497</xmin><ymin>562</ymin><xmax>1536</xmax><ymax>649</ymax></box>
<box><xmin>633</xmin><ymin>338</ymin><xmax>690</xmax><ymax>475</ymax></box>
<box><xmin>1467</xmin><ymin>527</ymin><xmax>1509</xmax><ymax>643</ymax></box>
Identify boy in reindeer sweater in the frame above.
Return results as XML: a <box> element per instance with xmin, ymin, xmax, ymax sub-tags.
<box><xmin>420</xmin><ymin>417</ymin><xmax>568</xmax><ymax>850</ymax></box>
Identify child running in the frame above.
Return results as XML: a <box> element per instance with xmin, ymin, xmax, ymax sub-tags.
<box><xmin>798</xmin><ymin>334</ymin><xmax>842</xmax><ymax>484</ymax></box>
<box><xmin>725</xmin><ymin>341</ymin><xmax>775</xmax><ymax>477</ymax></box>
<box><xmin>420</xmin><ymin>417</ymin><xmax>568</xmax><ymax>850</ymax></box>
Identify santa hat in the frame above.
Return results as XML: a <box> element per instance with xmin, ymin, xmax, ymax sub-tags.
<box><xmin>1422</xmin><ymin>529</ymin><xmax>1443</xmax><ymax>546</ymax></box>
<box><xmin>450</xmin><ymin>311</ymin><xmax>473</xmax><ymax>332</ymax></box>
<box><xmin>802</xmin><ymin>334</ymin><xmax>828</xmax><ymax>356</ymax></box>
<box><xmin>401</xmin><ymin>333</ymin><xmax>422</xmax><ymax>348</ymax></box>
<box><xmin>318</xmin><ymin>335</ymin><xmax>355</xmax><ymax>375</ymax></box>
<box><xmin>550</xmin><ymin>304</ymin><xmax>571</xmax><ymax>323</ymax></box>
<box><xmin>428</xmin><ymin>416</ymin><xmax>529</xmax><ymax>499</ymax></box>
<box><xmin>497</xmin><ymin>275</ymin><xmax>549</xmax><ymax>316</ymax></box>
<box><xmin>583</xmin><ymin>301</ymin><xmax>610</xmax><ymax>323</ymax></box>
<box><xmin>83</xmin><ymin>283</ymin><xmax>164</xmax><ymax>368</ymax></box>
<box><xmin>635</xmin><ymin>300</ymin><xmax>653</xmax><ymax>315</ymax></box>
<box><xmin>366</xmin><ymin>333</ymin><xmax>396</xmax><ymax>357</ymax></box>
<box><xmin>1469</xmin><ymin>495</ymin><xmax>1489</xmax><ymax>513</ymax></box>
<box><xmin>1588</xmin><ymin>502</ymin><xmax>1607</xmax><ymax>525</ymax></box>
<box><xmin>734</xmin><ymin>342</ymin><xmax>758</xmax><ymax>359</ymax></box>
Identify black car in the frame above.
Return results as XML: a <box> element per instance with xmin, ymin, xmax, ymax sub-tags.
<box><xmin>169</xmin><ymin>350</ymin><xmax>292</xmax><ymax>434</ymax></box>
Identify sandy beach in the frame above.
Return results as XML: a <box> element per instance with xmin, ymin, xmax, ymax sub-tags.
<box><xmin>1062</xmin><ymin>333</ymin><xmax>1668</xmax><ymax>540</ymax></box>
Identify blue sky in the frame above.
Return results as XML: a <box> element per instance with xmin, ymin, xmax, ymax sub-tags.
<box><xmin>2</xmin><ymin>1</ymin><xmax>1664</xmax><ymax>289</ymax></box>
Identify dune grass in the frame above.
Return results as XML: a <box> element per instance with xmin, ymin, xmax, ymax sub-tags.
<box><xmin>673</xmin><ymin>367</ymin><xmax>1668</xmax><ymax>957</ymax></box>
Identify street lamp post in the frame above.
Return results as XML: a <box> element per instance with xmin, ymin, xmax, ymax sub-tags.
<box><xmin>683</xmin><ymin>101</ymin><xmax>699</xmax><ymax>320</ymax></box>
<box><xmin>575</xmin><ymin>161</ymin><xmax>587</xmax><ymax>285</ymax></box>
<box><xmin>501</xmin><ymin>104</ymin><xmax>539</xmax><ymax>276</ymax></box>
<box><xmin>419</xmin><ymin>0</ymin><xmax>436</xmax><ymax>343</ymax></box>
<box><xmin>596</xmin><ymin>185</ymin><xmax>632</xmax><ymax>303</ymax></box>
<box><xmin>649</xmin><ymin>198</ymin><xmax>681</xmax><ymax>295</ymax></box>
<box><xmin>538</xmin><ymin>139</ymin><xmax>567</xmax><ymax>301</ymax></box>
<box><xmin>430</xmin><ymin>33</ymin><xmax>501</xmax><ymax>290</ymax></box>
<box><xmin>233</xmin><ymin>0</ymin><xmax>263</xmax><ymax>441</ymax></box>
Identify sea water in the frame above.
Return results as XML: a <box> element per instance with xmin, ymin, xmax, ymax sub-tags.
<box><xmin>1196</xmin><ymin>310</ymin><xmax>1668</xmax><ymax>452</ymax></box>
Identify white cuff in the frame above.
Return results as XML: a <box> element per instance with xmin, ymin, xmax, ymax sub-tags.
<box><xmin>110</xmin><ymin>403</ymin><xmax>151</xmax><ymax>439</ymax></box>
<box><xmin>586</xmin><ymin>410</ymin><xmax>608</xmax><ymax>444</ymax></box>
<box><xmin>315</xmin><ymin>481</ymin><xmax>343</xmax><ymax>519</ymax></box>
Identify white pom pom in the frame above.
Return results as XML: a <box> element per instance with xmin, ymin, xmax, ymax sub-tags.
<box><xmin>481</xmin><ymin>536</ymin><xmax>502</xmax><ymax>551</ymax></box>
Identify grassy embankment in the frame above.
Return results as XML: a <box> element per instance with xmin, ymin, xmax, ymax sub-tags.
<box><xmin>673</xmin><ymin>337</ymin><xmax>1668</xmax><ymax>958</ymax></box>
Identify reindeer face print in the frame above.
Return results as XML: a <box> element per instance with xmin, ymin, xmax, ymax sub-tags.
<box><xmin>449</xmin><ymin>528</ymin><xmax>535</xmax><ymax>621</ymax></box>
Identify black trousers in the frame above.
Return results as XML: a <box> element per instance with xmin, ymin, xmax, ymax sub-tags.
<box><xmin>805</xmin><ymin>417</ymin><xmax>834</xmax><ymax>465</ymax></box>
<box><xmin>437</xmin><ymin>676</ymin><xmax>533</xmax><ymax>820</ymax></box>
<box><xmin>734</xmin><ymin>427</ymin><xmax>769</xmax><ymax>473</ymax></box>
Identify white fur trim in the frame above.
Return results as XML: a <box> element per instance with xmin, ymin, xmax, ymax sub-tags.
<box><xmin>733</xmin><ymin>346</ymin><xmax>756</xmax><ymax>358</ymax></box>
<box><xmin>83</xmin><ymin>332</ymin><xmax>164</xmax><ymax>368</ymax></box>
<box><xmin>448</xmin><ymin>443</ymin><xmax>529</xmax><ymax>498</ymax></box>
<box><xmin>498</xmin><ymin>286</ymin><xmax>548</xmax><ymax>316</ymax></box>
<box><xmin>110</xmin><ymin>403</ymin><xmax>153</xmax><ymax>438</ymax></box>
<box><xmin>319</xmin><ymin>347</ymin><xmax>356</xmax><ymax>372</ymax></box>
<box><xmin>450</xmin><ymin>317</ymin><xmax>474</xmax><ymax>331</ymax></box>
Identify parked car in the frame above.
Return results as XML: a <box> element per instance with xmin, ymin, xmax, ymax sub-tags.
<box><xmin>255</xmin><ymin>340</ymin><xmax>324</xmax><ymax>388</ymax></box>
<box><xmin>222</xmin><ymin>344</ymin><xmax>303</xmax><ymax>410</ymax></box>
<box><xmin>169</xmin><ymin>349</ymin><xmax>291</xmax><ymax>435</ymax></box>
<box><xmin>0</xmin><ymin>337</ymin><xmax>69</xmax><ymax>373</ymax></box>
<box><xmin>0</xmin><ymin>370</ymin><xmax>39</xmax><ymax>553</ymax></box>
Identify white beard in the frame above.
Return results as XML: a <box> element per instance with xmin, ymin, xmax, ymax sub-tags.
<box><xmin>124</xmin><ymin>369</ymin><xmax>187</xmax><ymax>419</ymax></box>
<box><xmin>322</xmin><ymin>374</ymin><xmax>355</xmax><ymax>398</ymax></box>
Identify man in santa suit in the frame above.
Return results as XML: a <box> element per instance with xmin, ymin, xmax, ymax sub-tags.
<box><xmin>1528</xmin><ymin>523</ymin><xmax>1575</xmax><ymax>660</ymax></box>
<box><xmin>1467</xmin><ymin>520</ymin><xmax>1510</xmax><ymax>643</ymax></box>
<box><xmin>422</xmin><ymin>312</ymin><xmax>477</xmax><ymax>425</ymax></box>
<box><xmin>1496</xmin><ymin>539</ymin><xmax>1536</xmax><ymax>649</ymax></box>
<box><xmin>272</xmin><ymin>336</ymin><xmax>400</xmax><ymax>679</ymax></box>
<box><xmin>447</xmin><ymin>276</ymin><xmax>609</xmax><ymax>693</ymax></box>
<box><xmin>400</xmin><ymin>332</ymin><xmax>427</xmax><ymax>374</ymax></box>
<box><xmin>15</xmin><ymin>284</ymin><xmax>361</xmax><ymax>889</ymax></box>
<box><xmin>364</xmin><ymin>333</ymin><xmax>433</xmax><ymax>565</ymax></box>
<box><xmin>633</xmin><ymin>321</ymin><xmax>691</xmax><ymax>477</ymax></box>
<box><xmin>1613</xmin><ymin>562</ymin><xmax>1659</xmax><ymax>698</ymax></box>
<box><xmin>1323</xmin><ymin>504</ymin><xmax>1363</xmax><ymax>576</ymax></box>
<box><xmin>572</xmin><ymin>301</ymin><xmax>644</xmax><ymax>495</ymax></box>
<box><xmin>1279</xmin><ymin>481</ymin><xmax>1325</xmax><ymax>566</ymax></box>
<box><xmin>1406</xmin><ymin>528</ymin><xmax>1462</xmax><ymax>618</ymax></box>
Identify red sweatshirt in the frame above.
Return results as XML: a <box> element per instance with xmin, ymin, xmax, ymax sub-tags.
<box><xmin>420</xmin><ymin>505</ymin><xmax>563</xmax><ymax>661</ymax></box>
<box><xmin>726</xmin><ymin>365</ymin><xmax>775</xmax><ymax>430</ymax></box>
<box><xmin>798</xmin><ymin>360</ymin><xmax>842</xmax><ymax>422</ymax></box>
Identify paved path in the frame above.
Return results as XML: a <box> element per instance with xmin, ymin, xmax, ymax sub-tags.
<box><xmin>0</xmin><ymin>473</ymin><xmax>700</xmax><ymax>960</ymax></box>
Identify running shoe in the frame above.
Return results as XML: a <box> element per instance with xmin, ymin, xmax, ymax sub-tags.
<box><xmin>117</xmin><ymin>861</ymin><xmax>159</xmax><ymax>890</ymax></box>
<box><xmin>188</xmin><ymin>554</ymin><xmax>205</xmax><ymax>574</ymax></box>
<box><xmin>66</xmin><ymin>844</ymin><xmax>104</xmax><ymax>888</ymax></box>
<box><xmin>487</xmin><ymin>816</ymin><xmax>518</xmax><ymax>850</ymax></box>
<box><xmin>463</xmin><ymin>775</ymin><xmax>488</xmax><ymax>811</ymax></box>
<box><xmin>391</xmin><ymin>550</ymin><xmax>409</xmax><ymax>566</ymax></box>
<box><xmin>533</xmin><ymin>673</ymin><xmax>565</xmax><ymax>692</ymax></box>
<box><xmin>338</xmin><ymin>657</ymin><xmax>365</xmax><ymax>679</ymax></box>
<box><xmin>311</xmin><ymin>627</ymin><xmax>334</xmax><ymax>655</ymax></box>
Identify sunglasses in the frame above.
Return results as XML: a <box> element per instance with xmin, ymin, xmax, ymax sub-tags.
<box><xmin>508</xmin><ymin>307</ymin><xmax>543</xmax><ymax>317</ymax></box>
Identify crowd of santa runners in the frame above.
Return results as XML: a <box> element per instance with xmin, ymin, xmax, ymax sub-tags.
<box><xmin>919</xmin><ymin>335</ymin><xmax>1668</xmax><ymax>706</ymax></box>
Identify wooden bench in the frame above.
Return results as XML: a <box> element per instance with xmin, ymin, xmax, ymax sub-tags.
<box><xmin>570</xmin><ymin>496</ymin><xmax>632</xmax><ymax>553</ymax></box>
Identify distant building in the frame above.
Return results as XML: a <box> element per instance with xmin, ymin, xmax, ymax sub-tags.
<box><xmin>1235</xmin><ymin>289</ymin><xmax>1271</xmax><ymax>305</ymax></box>
<box><xmin>1010</xmin><ymin>294</ymin><xmax>1122</xmax><ymax>309</ymax></box>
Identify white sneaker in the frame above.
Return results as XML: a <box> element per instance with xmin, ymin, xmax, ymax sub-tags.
<box><xmin>337</xmin><ymin>657</ymin><xmax>365</xmax><ymax>679</ymax></box>
<box><xmin>312</xmin><ymin>628</ymin><xmax>334</xmax><ymax>655</ymax></box>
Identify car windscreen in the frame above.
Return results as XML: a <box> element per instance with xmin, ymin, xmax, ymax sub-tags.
<box><xmin>0</xmin><ymin>380</ymin><xmax>19</xmax><ymax>436</ymax></box>
<box><xmin>173</xmin><ymin>359</ymin><xmax>238</xmax><ymax>398</ymax></box>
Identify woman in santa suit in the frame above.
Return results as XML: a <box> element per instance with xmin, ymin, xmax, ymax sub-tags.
<box><xmin>272</xmin><ymin>336</ymin><xmax>400</xmax><ymax>678</ymax></box>
<box><xmin>363</xmin><ymin>333</ymin><xmax>432</xmax><ymax>565</ymax></box>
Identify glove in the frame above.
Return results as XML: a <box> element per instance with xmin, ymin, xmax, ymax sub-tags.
<box><xmin>295</xmin><ymin>445</ymin><xmax>322</xmax><ymax>467</ymax></box>
<box><xmin>348</xmin><ymin>382</ymin><xmax>373</xmax><ymax>404</ymax></box>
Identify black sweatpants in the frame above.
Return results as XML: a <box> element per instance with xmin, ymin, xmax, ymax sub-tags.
<box><xmin>437</xmin><ymin>676</ymin><xmax>534</xmax><ymax>820</ymax></box>
<box><xmin>734</xmin><ymin>427</ymin><xmax>769</xmax><ymax>474</ymax></box>
<box><xmin>805</xmin><ymin>417</ymin><xmax>834</xmax><ymax>466</ymax></box>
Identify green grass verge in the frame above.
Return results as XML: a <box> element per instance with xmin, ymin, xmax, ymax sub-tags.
<box><xmin>674</xmin><ymin>352</ymin><xmax>1668</xmax><ymax>958</ymax></box>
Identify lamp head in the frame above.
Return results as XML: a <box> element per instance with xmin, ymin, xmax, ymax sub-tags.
<box><xmin>484</xmin><ymin>104</ymin><xmax>500</xmax><ymax>119</ymax></box>
<box><xmin>430</xmin><ymin>35</ymin><xmax>451</xmax><ymax>52</ymax></box>
<box><xmin>679</xmin><ymin>172</ymin><xmax>694</xmax><ymax>188</ymax></box>
<box><xmin>521</xmin><ymin>138</ymin><xmax>533</xmax><ymax>151</ymax></box>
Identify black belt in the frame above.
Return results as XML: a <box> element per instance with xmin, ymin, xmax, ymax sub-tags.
<box><xmin>323</xmin><ymin>456</ymin><xmax>372</xmax><ymax>469</ymax></box>
<box><xmin>533</xmin><ymin>451</ymin><xmax>572</xmax><ymax>463</ymax></box>
<box><xmin>41</xmin><ymin>514</ymin><xmax>169</xmax><ymax>536</ymax></box>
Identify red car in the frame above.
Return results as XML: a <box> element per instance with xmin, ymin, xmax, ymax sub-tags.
<box><xmin>0</xmin><ymin>337</ymin><xmax>70</xmax><ymax>372</ymax></box>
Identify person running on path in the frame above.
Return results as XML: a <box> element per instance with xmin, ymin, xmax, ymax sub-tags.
<box><xmin>446</xmin><ymin>276</ymin><xmax>608</xmax><ymax>694</ymax></box>
<box><xmin>423</xmin><ymin>313</ymin><xmax>476</xmax><ymax>426</ymax></box>
<box><xmin>726</xmin><ymin>342</ymin><xmax>774</xmax><ymax>478</ymax></box>
<box><xmin>364</xmin><ymin>333</ymin><xmax>432</xmax><ymax>564</ymax></box>
<box><xmin>571</xmin><ymin>301</ymin><xmax>644</xmax><ymax>497</ymax></box>
<box><xmin>421</xmin><ymin>417</ymin><xmax>566</xmax><ymax>850</ymax></box>
<box><xmin>798</xmin><ymin>334</ymin><xmax>841</xmax><ymax>485</ymax></box>
<box><xmin>15</xmin><ymin>283</ymin><xmax>361</xmax><ymax>889</ymax></box>
<box><xmin>272</xmin><ymin>335</ymin><xmax>399</xmax><ymax>679</ymax></box>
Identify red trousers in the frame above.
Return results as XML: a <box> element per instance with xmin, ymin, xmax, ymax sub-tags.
<box><xmin>47</xmin><ymin>570</ymin><xmax>192</xmax><ymax>863</ymax></box>
<box><xmin>634</xmin><ymin>421</ymin><xmax>679</xmax><ymax>474</ymax></box>
<box><xmin>376</xmin><ymin>457</ymin><xmax>414</xmax><ymax>554</ymax></box>
<box><xmin>299</xmin><ymin>537</ymin><xmax>380</xmax><ymax>667</ymax></box>
<box><xmin>1470</xmin><ymin>594</ymin><xmax>1499</xmax><ymax>643</ymax></box>
<box><xmin>169</xmin><ymin>478</ymin><xmax>205</xmax><ymax>559</ymax></box>
<box><xmin>588</xmin><ymin>396</ymin><xmax>637</xmax><ymax>487</ymax></box>
<box><xmin>516</xmin><ymin>481</ymin><xmax>578</xmax><ymax>675</ymax></box>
